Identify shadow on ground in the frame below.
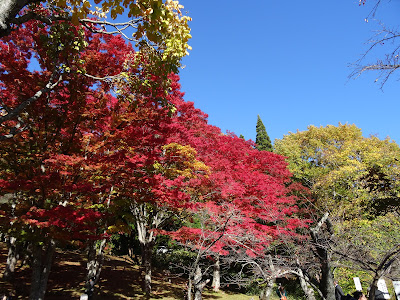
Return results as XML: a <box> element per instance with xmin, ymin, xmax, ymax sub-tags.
<box><xmin>1</xmin><ymin>243</ymin><xmax>256</xmax><ymax>299</ymax></box>
<box><xmin>0</xmin><ymin>243</ymin><xmax>187</xmax><ymax>299</ymax></box>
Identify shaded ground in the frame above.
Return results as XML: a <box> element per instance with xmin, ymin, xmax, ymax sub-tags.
<box><xmin>0</xmin><ymin>243</ymin><xmax>186</xmax><ymax>299</ymax></box>
<box><xmin>0</xmin><ymin>243</ymin><xmax>258</xmax><ymax>299</ymax></box>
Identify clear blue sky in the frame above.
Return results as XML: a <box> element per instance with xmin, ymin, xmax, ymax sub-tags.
<box><xmin>177</xmin><ymin>0</ymin><xmax>400</xmax><ymax>144</ymax></box>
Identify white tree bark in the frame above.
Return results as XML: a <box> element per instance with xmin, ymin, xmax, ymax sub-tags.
<box><xmin>0</xmin><ymin>0</ymin><xmax>29</xmax><ymax>37</ymax></box>
<box><xmin>3</xmin><ymin>236</ymin><xmax>19</xmax><ymax>281</ymax></box>
<box><xmin>259</xmin><ymin>278</ymin><xmax>276</xmax><ymax>300</ymax></box>
<box><xmin>259</xmin><ymin>255</ymin><xmax>277</xmax><ymax>300</ymax></box>
<box><xmin>131</xmin><ymin>203</ymin><xmax>168</xmax><ymax>296</ymax></box>
<box><xmin>297</xmin><ymin>267</ymin><xmax>316</xmax><ymax>300</ymax></box>
<box><xmin>310</xmin><ymin>213</ymin><xmax>335</xmax><ymax>300</ymax></box>
<box><xmin>212</xmin><ymin>254</ymin><xmax>220</xmax><ymax>292</ymax></box>
<box><xmin>193</xmin><ymin>265</ymin><xmax>209</xmax><ymax>300</ymax></box>
<box><xmin>85</xmin><ymin>239</ymin><xmax>107</xmax><ymax>296</ymax></box>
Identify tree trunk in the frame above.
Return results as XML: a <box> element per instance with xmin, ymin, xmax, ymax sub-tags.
<box><xmin>211</xmin><ymin>254</ymin><xmax>220</xmax><ymax>292</ymax></box>
<box><xmin>297</xmin><ymin>267</ymin><xmax>316</xmax><ymax>300</ymax></box>
<box><xmin>319</xmin><ymin>253</ymin><xmax>335</xmax><ymax>300</ymax></box>
<box><xmin>29</xmin><ymin>240</ymin><xmax>55</xmax><ymax>300</ymax></box>
<box><xmin>259</xmin><ymin>277</ymin><xmax>276</xmax><ymax>300</ymax></box>
<box><xmin>367</xmin><ymin>245</ymin><xmax>400</xmax><ymax>300</ymax></box>
<box><xmin>0</xmin><ymin>0</ymin><xmax>29</xmax><ymax>37</ymax></box>
<box><xmin>260</xmin><ymin>254</ymin><xmax>277</xmax><ymax>300</ymax></box>
<box><xmin>194</xmin><ymin>288</ymin><xmax>203</xmax><ymax>300</ymax></box>
<box><xmin>141</xmin><ymin>241</ymin><xmax>153</xmax><ymax>296</ymax></box>
<box><xmin>193</xmin><ymin>265</ymin><xmax>209</xmax><ymax>300</ymax></box>
<box><xmin>368</xmin><ymin>278</ymin><xmax>378</xmax><ymax>300</ymax></box>
<box><xmin>86</xmin><ymin>239</ymin><xmax>107</xmax><ymax>296</ymax></box>
<box><xmin>311</xmin><ymin>213</ymin><xmax>335</xmax><ymax>300</ymax></box>
<box><xmin>133</xmin><ymin>203</ymin><xmax>164</xmax><ymax>297</ymax></box>
<box><xmin>187</xmin><ymin>278</ymin><xmax>193</xmax><ymax>300</ymax></box>
<box><xmin>368</xmin><ymin>270</ymin><xmax>386</xmax><ymax>300</ymax></box>
<box><xmin>3</xmin><ymin>236</ymin><xmax>19</xmax><ymax>281</ymax></box>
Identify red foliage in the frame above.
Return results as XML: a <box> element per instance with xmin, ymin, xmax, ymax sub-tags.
<box><xmin>0</xmin><ymin>10</ymin><xmax>310</xmax><ymax>258</ymax></box>
<box><xmin>160</xmin><ymin>76</ymin><xmax>311</xmax><ymax>257</ymax></box>
<box><xmin>0</xmin><ymin>15</ymin><xmax>132</xmax><ymax>242</ymax></box>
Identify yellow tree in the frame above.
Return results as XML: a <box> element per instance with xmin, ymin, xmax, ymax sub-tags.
<box><xmin>275</xmin><ymin>123</ymin><xmax>400</xmax><ymax>300</ymax></box>
<box><xmin>275</xmin><ymin>123</ymin><xmax>400</xmax><ymax>218</ymax></box>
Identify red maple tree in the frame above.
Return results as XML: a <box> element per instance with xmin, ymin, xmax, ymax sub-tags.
<box><xmin>1</xmin><ymin>9</ymin><xmax>311</xmax><ymax>300</ymax></box>
<box><xmin>160</xmin><ymin>87</ymin><xmax>311</xmax><ymax>299</ymax></box>
<box><xmin>0</xmin><ymin>13</ymin><xmax>134</xmax><ymax>299</ymax></box>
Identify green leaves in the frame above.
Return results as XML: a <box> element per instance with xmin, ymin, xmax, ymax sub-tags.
<box><xmin>255</xmin><ymin>115</ymin><xmax>273</xmax><ymax>152</ymax></box>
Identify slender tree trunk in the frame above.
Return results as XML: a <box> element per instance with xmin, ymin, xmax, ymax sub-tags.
<box><xmin>29</xmin><ymin>240</ymin><xmax>55</xmax><ymax>300</ymax></box>
<box><xmin>368</xmin><ymin>277</ymin><xmax>379</xmax><ymax>300</ymax></box>
<box><xmin>135</xmin><ymin>211</ymin><xmax>154</xmax><ymax>297</ymax></box>
<box><xmin>3</xmin><ymin>236</ymin><xmax>19</xmax><ymax>281</ymax></box>
<box><xmin>367</xmin><ymin>245</ymin><xmax>400</xmax><ymax>300</ymax></box>
<box><xmin>133</xmin><ymin>203</ymin><xmax>165</xmax><ymax>297</ymax></box>
<box><xmin>193</xmin><ymin>265</ymin><xmax>209</xmax><ymax>300</ymax></box>
<box><xmin>260</xmin><ymin>254</ymin><xmax>277</xmax><ymax>300</ymax></box>
<box><xmin>86</xmin><ymin>239</ymin><xmax>107</xmax><ymax>295</ymax></box>
<box><xmin>187</xmin><ymin>278</ymin><xmax>193</xmax><ymax>300</ymax></box>
<box><xmin>141</xmin><ymin>241</ymin><xmax>153</xmax><ymax>296</ymax></box>
<box><xmin>212</xmin><ymin>254</ymin><xmax>220</xmax><ymax>292</ymax></box>
<box><xmin>297</xmin><ymin>267</ymin><xmax>316</xmax><ymax>300</ymax></box>
<box><xmin>259</xmin><ymin>278</ymin><xmax>276</xmax><ymax>300</ymax></box>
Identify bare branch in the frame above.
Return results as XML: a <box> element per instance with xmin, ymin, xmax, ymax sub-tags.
<box><xmin>350</xmin><ymin>18</ymin><xmax>400</xmax><ymax>88</ymax></box>
<box><xmin>6</xmin><ymin>9</ymin><xmax>143</xmax><ymax>45</ymax></box>
<box><xmin>374</xmin><ymin>244</ymin><xmax>400</xmax><ymax>276</ymax></box>
<box><xmin>362</xmin><ymin>0</ymin><xmax>383</xmax><ymax>22</ymax></box>
<box><xmin>83</xmin><ymin>73</ymin><xmax>124</xmax><ymax>81</ymax></box>
<box><xmin>79</xmin><ymin>18</ymin><xmax>141</xmax><ymax>42</ymax></box>
<box><xmin>310</xmin><ymin>212</ymin><xmax>330</xmax><ymax>237</ymax></box>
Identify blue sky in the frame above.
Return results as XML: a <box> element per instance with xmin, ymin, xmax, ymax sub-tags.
<box><xmin>177</xmin><ymin>0</ymin><xmax>400</xmax><ymax>144</ymax></box>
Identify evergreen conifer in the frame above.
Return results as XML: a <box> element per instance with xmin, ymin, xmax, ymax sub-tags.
<box><xmin>256</xmin><ymin>115</ymin><xmax>273</xmax><ymax>151</ymax></box>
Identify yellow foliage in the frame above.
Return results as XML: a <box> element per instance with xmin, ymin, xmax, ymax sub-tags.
<box><xmin>107</xmin><ymin>222</ymin><xmax>131</xmax><ymax>234</ymax></box>
<box><xmin>275</xmin><ymin>123</ymin><xmax>400</xmax><ymax>218</ymax></box>
<box><xmin>154</xmin><ymin>143</ymin><xmax>210</xmax><ymax>179</ymax></box>
<box><xmin>53</xmin><ymin>0</ymin><xmax>191</xmax><ymax>70</ymax></box>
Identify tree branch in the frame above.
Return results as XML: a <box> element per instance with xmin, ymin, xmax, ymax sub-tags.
<box><xmin>0</xmin><ymin>72</ymin><xmax>62</xmax><ymax>125</ymax></box>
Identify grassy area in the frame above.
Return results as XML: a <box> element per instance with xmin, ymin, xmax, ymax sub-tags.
<box><xmin>203</xmin><ymin>290</ymin><xmax>259</xmax><ymax>300</ymax></box>
<box><xmin>0</xmin><ymin>243</ymin><xmax>260</xmax><ymax>299</ymax></box>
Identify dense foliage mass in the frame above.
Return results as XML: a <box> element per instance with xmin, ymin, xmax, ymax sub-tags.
<box><xmin>275</xmin><ymin>124</ymin><xmax>400</xmax><ymax>300</ymax></box>
<box><xmin>0</xmin><ymin>3</ymin><xmax>310</xmax><ymax>299</ymax></box>
<box><xmin>0</xmin><ymin>0</ymin><xmax>192</xmax><ymax>142</ymax></box>
<box><xmin>1</xmin><ymin>1</ymin><xmax>399</xmax><ymax>300</ymax></box>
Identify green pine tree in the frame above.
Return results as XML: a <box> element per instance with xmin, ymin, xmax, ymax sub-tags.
<box><xmin>255</xmin><ymin>115</ymin><xmax>273</xmax><ymax>151</ymax></box>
